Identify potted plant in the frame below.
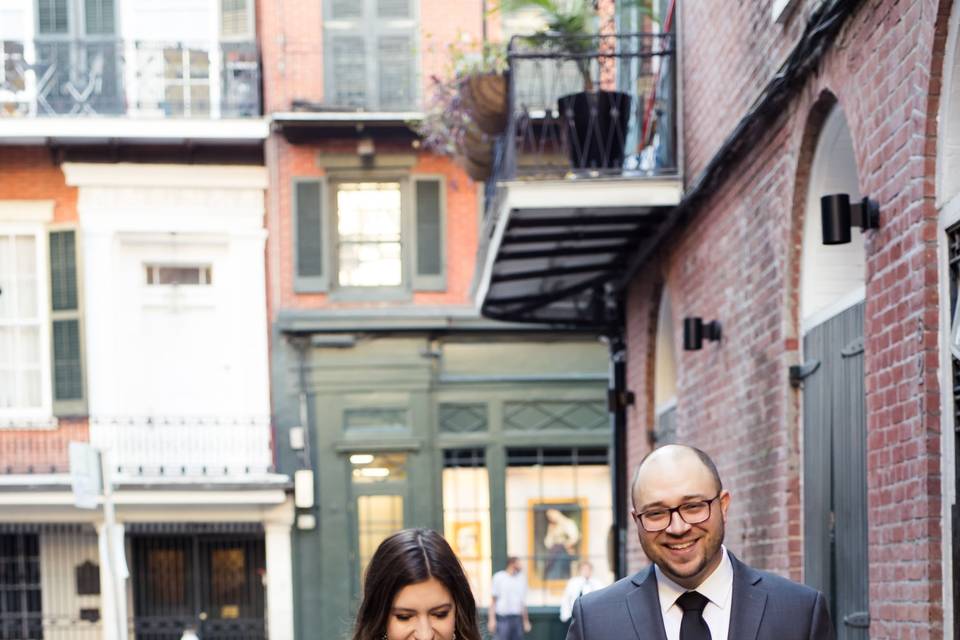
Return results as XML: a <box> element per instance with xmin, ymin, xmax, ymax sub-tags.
<box><xmin>494</xmin><ymin>0</ymin><xmax>650</xmax><ymax>171</ymax></box>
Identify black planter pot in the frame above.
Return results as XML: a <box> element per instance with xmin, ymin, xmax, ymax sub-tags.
<box><xmin>557</xmin><ymin>90</ymin><xmax>631</xmax><ymax>171</ymax></box>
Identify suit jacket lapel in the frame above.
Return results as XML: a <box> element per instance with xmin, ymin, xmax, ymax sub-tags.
<box><xmin>625</xmin><ymin>567</ymin><xmax>668</xmax><ymax>640</ymax></box>
<box><xmin>727</xmin><ymin>552</ymin><xmax>767</xmax><ymax>640</ymax></box>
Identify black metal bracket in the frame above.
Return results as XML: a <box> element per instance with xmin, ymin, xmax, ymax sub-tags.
<box><xmin>850</xmin><ymin>198</ymin><xmax>880</xmax><ymax>231</ymax></box>
<box><xmin>842</xmin><ymin>611</ymin><xmax>870</xmax><ymax>629</ymax></box>
<box><xmin>788</xmin><ymin>359</ymin><xmax>820</xmax><ymax>388</ymax></box>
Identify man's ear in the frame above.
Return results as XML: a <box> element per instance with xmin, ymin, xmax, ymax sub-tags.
<box><xmin>718</xmin><ymin>490</ymin><xmax>731</xmax><ymax>522</ymax></box>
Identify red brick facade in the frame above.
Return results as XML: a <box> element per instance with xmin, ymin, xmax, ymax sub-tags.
<box><xmin>259</xmin><ymin>0</ymin><xmax>487</xmax><ymax>321</ymax></box>
<box><xmin>623</xmin><ymin>1</ymin><xmax>951</xmax><ymax>637</ymax></box>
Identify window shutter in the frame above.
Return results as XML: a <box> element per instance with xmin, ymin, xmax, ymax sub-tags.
<box><xmin>294</xmin><ymin>178</ymin><xmax>328</xmax><ymax>292</ymax></box>
<box><xmin>377</xmin><ymin>0</ymin><xmax>409</xmax><ymax>18</ymax></box>
<box><xmin>37</xmin><ymin>0</ymin><xmax>69</xmax><ymax>35</ymax></box>
<box><xmin>377</xmin><ymin>35</ymin><xmax>414</xmax><ymax>110</ymax></box>
<box><xmin>412</xmin><ymin>177</ymin><xmax>444</xmax><ymax>291</ymax></box>
<box><xmin>84</xmin><ymin>0</ymin><xmax>115</xmax><ymax>35</ymax></box>
<box><xmin>49</xmin><ymin>229</ymin><xmax>86</xmax><ymax>415</ymax></box>
<box><xmin>331</xmin><ymin>0</ymin><xmax>362</xmax><ymax>18</ymax></box>
<box><xmin>220</xmin><ymin>0</ymin><xmax>249</xmax><ymax>39</ymax></box>
<box><xmin>331</xmin><ymin>36</ymin><xmax>367</xmax><ymax>108</ymax></box>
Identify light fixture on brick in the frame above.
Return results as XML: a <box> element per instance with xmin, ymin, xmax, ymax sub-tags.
<box><xmin>683</xmin><ymin>317</ymin><xmax>722</xmax><ymax>351</ymax></box>
<box><xmin>820</xmin><ymin>193</ymin><xmax>880</xmax><ymax>244</ymax></box>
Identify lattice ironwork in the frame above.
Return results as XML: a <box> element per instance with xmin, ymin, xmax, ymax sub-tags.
<box><xmin>949</xmin><ymin>221</ymin><xmax>960</xmax><ymax>640</ymax></box>
<box><xmin>0</xmin><ymin>39</ymin><xmax>260</xmax><ymax>118</ymax></box>
<box><xmin>439</xmin><ymin>404</ymin><xmax>488</xmax><ymax>434</ymax></box>
<box><xmin>503</xmin><ymin>401</ymin><xmax>607</xmax><ymax>432</ymax></box>
<box><xmin>494</xmin><ymin>31</ymin><xmax>676</xmax><ymax>182</ymax></box>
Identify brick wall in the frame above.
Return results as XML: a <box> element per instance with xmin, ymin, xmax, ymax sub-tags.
<box><xmin>625</xmin><ymin>1</ymin><xmax>950</xmax><ymax>636</ymax></box>
<box><xmin>0</xmin><ymin>147</ymin><xmax>77</xmax><ymax>223</ymax></box>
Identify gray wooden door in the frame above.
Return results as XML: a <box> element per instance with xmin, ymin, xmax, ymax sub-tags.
<box><xmin>802</xmin><ymin>301</ymin><xmax>870</xmax><ymax>639</ymax></box>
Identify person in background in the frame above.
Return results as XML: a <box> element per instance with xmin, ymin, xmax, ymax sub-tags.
<box><xmin>488</xmin><ymin>556</ymin><xmax>531</xmax><ymax>640</ymax></box>
<box><xmin>352</xmin><ymin>528</ymin><xmax>482</xmax><ymax>640</ymax></box>
<box><xmin>559</xmin><ymin>559</ymin><xmax>603</xmax><ymax>623</ymax></box>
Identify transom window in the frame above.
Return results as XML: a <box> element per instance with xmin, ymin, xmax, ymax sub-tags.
<box><xmin>336</xmin><ymin>182</ymin><xmax>402</xmax><ymax>287</ymax></box>
<box><xmin>145</xmin><ymin>264</ymin><xmax>212</xmax><ymax>286</ymax></box>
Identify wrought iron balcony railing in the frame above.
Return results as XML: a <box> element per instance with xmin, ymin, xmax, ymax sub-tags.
<box><xmin>488</xmin><ymin>32</ymin><xmax>676</xmax><ymax>186</ymax></box>
<box><xmin>0</xmin><ymin>39</ymin><xmax>260</xmax><ymax>118</ymax></box>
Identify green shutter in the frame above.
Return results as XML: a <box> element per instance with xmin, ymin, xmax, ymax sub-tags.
<box><xmin>294</xmin><ymin>179</ymin><xmax>328</xmax><ymax>292</ymax></box>
<box><xmin>412</xmin><ymin>178</ymin><xmax>444</xmax><ymax>291</ymax></box>
<box><xmin>377</xmin><ymin>35</ymin><xmax>414</xmax><ymax>110</ymax></box>
<box><xmin>52</xmin><ymin>319</ymin><xmax>82</xmax><ymax>401</ymax></box>
<box><xmin>84</xmin><ymin>0</ymin><xmax>115</xmax><ymax>34</ymax></box>
<box><xmin>49</xmin><ymin>230</ymin><xmax>77</xmax><ymax>311</ymax></box>
<box><xmin>49</xmin><ymin>229</ymin><xmax>86</xmax><ymax>415</ymax></box>
<box><xmin>37</xmin><ymin>0</ymin><xmax>69</xmax><ymax>34</ymax></box>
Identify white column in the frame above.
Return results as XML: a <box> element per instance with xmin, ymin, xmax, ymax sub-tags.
<box><xmin>264</xmin><ymin>521</ymin><xmax>295</xmax><ymax>640</ymax></box>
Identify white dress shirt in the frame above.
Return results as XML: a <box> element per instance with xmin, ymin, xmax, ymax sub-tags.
<box><xmin>655</xmin><ymin>545</ymin><xmax>733</xmax><ymax>640</ymax></box>
<box><xmin>559</xmin><ymin>575</ymin><xmax>604</xmax><ymax>622</ymax></box>
<box><xmin>491</xmin><ymin>569</ymin><xmax>527</xmax><ymax>615</ymax></box>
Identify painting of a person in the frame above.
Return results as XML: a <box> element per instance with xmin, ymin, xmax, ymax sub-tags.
<box><xmin>543</xmin><ymin>507</ymin><xmax>579</xmax><ymax>580</ymax></box>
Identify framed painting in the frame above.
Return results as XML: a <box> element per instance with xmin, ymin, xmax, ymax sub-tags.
<box><xmin>527</xmin><ymin>498</ymin><xmax>588</xmax><ymax>590</ymax></box>
<box><xmin>451</xmin><ymin>521</ymin><xmax>482</xmax><ymax>560</ymax></box>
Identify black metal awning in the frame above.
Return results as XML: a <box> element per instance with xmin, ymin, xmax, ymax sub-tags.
<box><xmin>477</xmin><ymin>183</ymin><xmax>680</xmax><ymax>329</ymax></box>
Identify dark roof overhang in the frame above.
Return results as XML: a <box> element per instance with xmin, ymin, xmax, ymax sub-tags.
<box><xmin>476</xmin><ymin>177</ymin><xmax>683</xmax><ymax>330</ymax></box>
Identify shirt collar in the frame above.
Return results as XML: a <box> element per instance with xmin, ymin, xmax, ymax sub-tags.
<box><xmin>655</xmin><ymin>545</ymin><xmax>734</xmax><ymax>613</ymax></box>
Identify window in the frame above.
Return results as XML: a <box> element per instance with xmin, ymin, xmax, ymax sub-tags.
<box><xmin>293</xmin><ymin>176</ymin><xmax>445</xmax><ymax>294</ymax></box>
<box><xmin>0</xmin><ymin>232</ymin><xmax>44</xmax><ymax>414</ymax></box>
<box><xmin>34</xmin><ymin>0</ymin><xmax>120</xmax><ymax>116</ymax></box>
<box><xmin>323</xmin><ymin>0</ymin><xmax>417</xmax><ymax>110</ymax></box>
<box><xmin>0</xmin><ymin>533</ymin><xmax>42</xmax><ymax>639</ymax></box>
<box><xmin>442</xmin><ymin>449</ymin><xmax>492</xmax><ymax>605</ymax></box>
<box><xmin>505</xmin><ymin>447</ymin><xmax>612</xmax><ymax>606</ymax></box>
<box><xmin>145</xmin><ymin>264</ymin><xmax>213</xmax><ymax>286</ymax></box>
<box><xmin>0</xmin><ymin>218</ymin><xmax>85</xmax><ymax>422</ymax></box>
<box><xmin>336</xmin><ymin>182</ymin><xmax>402</xmax><ymax>287</ymax></box>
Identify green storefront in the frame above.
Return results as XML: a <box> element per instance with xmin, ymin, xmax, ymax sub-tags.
<box><xmin>272</xmin><ymin>317</ymin><xmax>612</xmax><ymax>640</ymax></box>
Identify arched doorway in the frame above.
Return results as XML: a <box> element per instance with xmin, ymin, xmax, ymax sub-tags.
<box><xmin>798</xmin><ymin>103</ymin><xmax>869</xmax><ymax>639</ymax></box>
<box><xmin>936</xmin><ymin>2</ymin><xmax>960</xmax><ymax>634</ymax></box>
<box><xmin>652</xmin><ymin>287</ymin><xmax>678</xmax><ymax>445</ymax></box>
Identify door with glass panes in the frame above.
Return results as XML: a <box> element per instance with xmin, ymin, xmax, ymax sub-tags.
<box><xmin>348</xmin><ymin>453</ymin><xmax>409</xmax><ymax>597</ymax></box>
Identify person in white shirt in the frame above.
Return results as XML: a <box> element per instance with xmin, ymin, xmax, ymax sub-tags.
<box><xmin>488</xmin><ymin>557</ymin><xmax>530</xmax><ymax>640</ymax></box>
<box><xmin>559</xmin><ymin>559</ymin><xmax>603</xmax><ymax>623</ymax></box>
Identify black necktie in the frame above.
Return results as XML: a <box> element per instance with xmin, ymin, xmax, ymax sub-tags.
<box><xmin>676</xmin><ymin>591</ymin><xmax>712</xmax><ymax>640</ymax></box>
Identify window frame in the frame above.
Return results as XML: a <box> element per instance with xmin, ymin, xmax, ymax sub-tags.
<box><xmin>321</xmin><ymin>0</ymin><xmax>420</xmax><ymax>111</ymax></box>
<box><xmin>0</xmin><ymin>222</ymin><xmax>54</xmax><ymax>424</ymax></box>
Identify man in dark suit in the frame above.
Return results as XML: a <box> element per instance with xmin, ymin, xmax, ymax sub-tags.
<box><xmin>566</xmin><ymin>444</ymin><xmax>834</xmax><ymax>640</ymax></box>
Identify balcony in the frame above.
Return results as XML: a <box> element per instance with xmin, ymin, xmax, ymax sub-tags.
<box><xmin>0</xmin><ymin>39</ymin><xmax>260</xmax><ymax>119</ymax></box>
<box><xmin>475</xmin><ymin>32</ymin><xmax>683</xmax><ymax>328</ymax></box>
<box><xmin>492</xmin><ymin>31</ymin><xmax>677</xmax><ymax>183</ymax></box>
<box><xmin>0</xmin><ymin>416</ymin><xmax>275</xmax><ymax>480</ymax></box>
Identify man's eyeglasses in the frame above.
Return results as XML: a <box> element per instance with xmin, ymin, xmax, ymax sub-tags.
<box><xmin>635</xmin><ymin>493</ymin><xmax>721</xmax><ymax>532</ymax></box>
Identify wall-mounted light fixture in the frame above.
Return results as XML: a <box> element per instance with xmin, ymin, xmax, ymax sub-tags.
<box><xmin>683</xmin><ymin>317</ymin><xmax>722</xmax><ymax>351</ymax></box>
<box><xmin>820</xmin><ymin>194</ymin><xmax>880</xmax><ymax>245</ymax></box>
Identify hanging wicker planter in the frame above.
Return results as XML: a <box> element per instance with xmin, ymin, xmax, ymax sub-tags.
<box><xmin>461</xmin><ymin>72</ymin><xmax>508</xmax><ymax>136</ymax></box>
<box><xmin>457</xmin><ymin>122</ymin><xmax>494</xmax><ymax>181</ymax></box>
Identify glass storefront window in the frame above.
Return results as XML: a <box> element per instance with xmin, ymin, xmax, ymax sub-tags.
<box><xmin>441</xmin><ymin>449</ymin><xmax>492</xmax><ymax>606</ymax></box>
<box><xmin>350</xmin><ymin>452</ymin><xmax>407</xmax><ymax>484</ymax></box>
<box><xmin>353</xmin><ymin>452</ymin><xmax>407</xmax><ymax>581</ymax></box>
<box><xmin>505</xmin><ymin>447</ymin><xmax>612</xmax><ymax>607</ymax></box>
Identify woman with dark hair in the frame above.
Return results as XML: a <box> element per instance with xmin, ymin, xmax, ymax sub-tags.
<box><xmin>352</xmin><ymin>528</ymin><xmax>482</xmax><ymax>640</ymax></box>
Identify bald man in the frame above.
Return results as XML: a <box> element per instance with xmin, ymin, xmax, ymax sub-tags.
<box><xmin>565</xmin><ymin>444</ymin><xmax>834</xmax><ymax>640</ymax></box>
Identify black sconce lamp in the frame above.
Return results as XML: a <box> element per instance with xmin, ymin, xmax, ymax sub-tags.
<box><xmin>820</xmin><ymin>194</ymin><xmax>880</xmax><ymax>245</ymax></box>
<box><xmin>683</xmin><ymin>317</ymin><xmax>722</xmax><ymax>351</ymax></box>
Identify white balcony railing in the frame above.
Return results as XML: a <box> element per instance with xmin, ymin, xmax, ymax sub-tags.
<box><xmin>89</xmin><ymin>416</ymin><xmax>274</xmax><ymax>478</ymax></box>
